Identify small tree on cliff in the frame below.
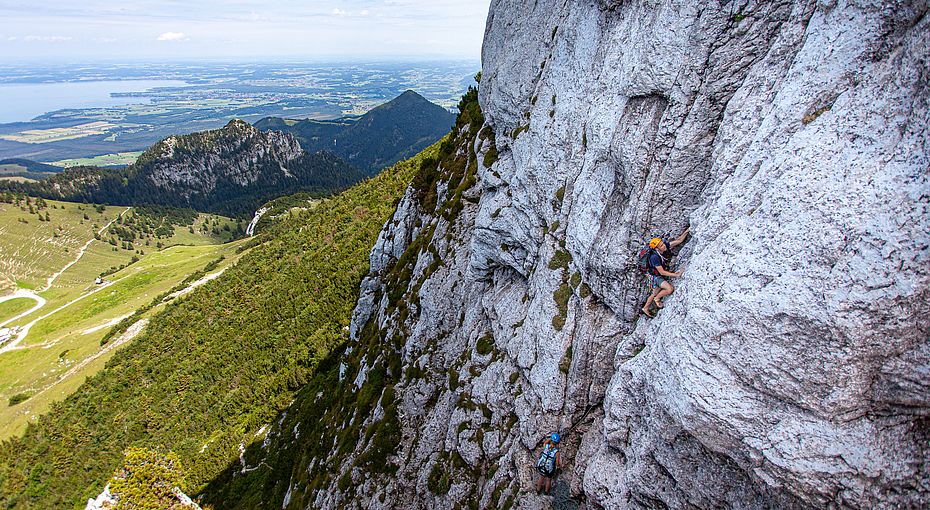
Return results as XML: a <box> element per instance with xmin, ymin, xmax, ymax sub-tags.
<box><xmin>108</xmin><ymin>447</ymin><xmax>191</xmax><ymax>510</ymax></box>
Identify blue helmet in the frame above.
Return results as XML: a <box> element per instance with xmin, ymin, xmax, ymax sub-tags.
<box><xmin>551</xmin><ymin>432</ymin><xmax>561</xmax><ymax>444</ymax></box>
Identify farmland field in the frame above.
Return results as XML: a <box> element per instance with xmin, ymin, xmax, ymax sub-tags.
<box><xmin>0</xmin><ymin>121</ymin><xmax>118</xmax><ymax>144</ymax></box>
<box><xmin>51</xmin><ymin>151</ymin><xmax>143</xmax><ymax>168</ymax></box>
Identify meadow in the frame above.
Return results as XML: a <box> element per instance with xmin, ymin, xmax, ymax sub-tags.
<box><xmin>51</xmin><ymin>151</ymin><xmax>144</xmax><ymax>168</ymax></box>
<box><xmin>0</xmin><ymin>196</ymin><xmax>247</xmax><ymax>438</ymax></box>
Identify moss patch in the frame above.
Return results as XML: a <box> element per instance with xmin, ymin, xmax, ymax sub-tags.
<box><xmin>476</xmin><ymin>332</ymin><xmax>494</xmax><ymax>356</ymax></box>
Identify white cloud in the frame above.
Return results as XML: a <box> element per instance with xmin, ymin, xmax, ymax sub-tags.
<box><xmin>360</xmin><ymin>10</ymin><xmax>369</xmax><ymax>16</ymax></box>
<box><xmin>10</xmin><ymin>35</ymin><xmax>73</xmax><ymax>42</ymax></box>
<box><xmin>332</xmin><ymin>9</ymin><xmax>347</xmax><ymax>16</ymax></box>
<box><xmin>156</xmin><ymin>32</ymin><xmax>187</xmax><ymax>41</ymax></box>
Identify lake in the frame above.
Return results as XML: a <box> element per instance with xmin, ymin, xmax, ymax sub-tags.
<box><xmin>0</xmin><ymin>80</ymin><xmax>189</xmax><ymax>123</ymax></box>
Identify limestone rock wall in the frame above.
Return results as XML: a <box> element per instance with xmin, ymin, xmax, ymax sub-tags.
<box><xmin>342</xmin><ymin>0</ymin><xmax>929</xmax><ymax>508</ymax></box>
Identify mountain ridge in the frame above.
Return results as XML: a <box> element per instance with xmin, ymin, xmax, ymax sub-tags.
<box><xmin>1</xmin><ymin>120</ymin><xmax>363</xmax><ymax>217</ymax></box>
<box><xmin>210</xmin><ymin>1</ymin><xmax>930</xmax><ymax>508</ymax></box>
<box><xmin>255</xmin><ymin>90</ymin><xmax>455</xmax><ymax>175</ymax></box>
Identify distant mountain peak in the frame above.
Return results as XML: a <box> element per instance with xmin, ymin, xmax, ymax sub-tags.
<box><xmin>254</xmin><ymin>90</ymin><xmax>455</xmax><ymax>174</ymax></box>
<box><xmin>397</xmin><ymin>89</ymin><xmax>424</xmax><ymax>100</ymax></box>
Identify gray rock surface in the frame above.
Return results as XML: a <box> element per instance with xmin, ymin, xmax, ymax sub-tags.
<box><xmin>145</xmin><ymin>120</ymin><xmax>304</xmax><ymax>195</ymax></box>
<box><xmin>337</xmin><ymin>0</ymin><xmax>929</xmax><ymax>508</ymax></box>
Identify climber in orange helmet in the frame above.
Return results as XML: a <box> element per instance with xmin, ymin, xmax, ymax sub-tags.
<box><xmin>641</xmin><ymin>226</ymin><xmax>689</xmax><ymax>318</ymax></box>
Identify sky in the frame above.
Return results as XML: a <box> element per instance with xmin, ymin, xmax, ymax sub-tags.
<box><xmin>0</xmin><ymin>1</ymin><xmax>492</xmax><ymax>62</ymax></box>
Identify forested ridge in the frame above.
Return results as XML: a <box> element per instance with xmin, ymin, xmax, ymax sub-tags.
<box><xmin>0</xmin><ymin>137</ymin><xmax>434</xmax><ymax>509</ymax></box>
<box><xmin>200</xmin><ymin>84</ymin><xmax>486</xmax><ymax>509</ymax></box>
<box><xmin>0</xmin><ymin>120</ymin><xmax>364</xmax><ymax>217</ymax></box>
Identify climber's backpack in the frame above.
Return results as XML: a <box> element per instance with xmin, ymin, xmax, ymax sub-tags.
<box><xmin>637</xmin><ymin>246</ymin><xmax>657</xmax><ymax>276</ymax></box>
<box><xmin>536</xmin><ymin>444</ymin><xmax>558</xmax><ymax>476</ymax></box>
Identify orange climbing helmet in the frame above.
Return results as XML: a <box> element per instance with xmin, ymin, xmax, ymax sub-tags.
<box><xmin>649</xmin><ymin>237</ymin><xmax>662</xmax><ymax>249</ymax></box>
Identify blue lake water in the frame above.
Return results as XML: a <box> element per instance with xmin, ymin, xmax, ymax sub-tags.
<box><xmin>0</xmin><ymin>80</ymin><xmax>188</xmax><ymax>123</ymax></box>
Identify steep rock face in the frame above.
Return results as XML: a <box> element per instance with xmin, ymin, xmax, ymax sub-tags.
<box><xmin>141</xmin><ymin>120</ymin><xmax>304</xmax><ymax>193</ymax></box>
<box><xmin>336</xmin><ymin>0</ymin><xmax>929</xmax><ymax>509</ymax></box>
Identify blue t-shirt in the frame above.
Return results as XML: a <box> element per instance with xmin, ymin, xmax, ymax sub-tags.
<box><xmin>649</xmin><ymin>245</ymin><xmax>669</xmax><ymax>273</ymax></box>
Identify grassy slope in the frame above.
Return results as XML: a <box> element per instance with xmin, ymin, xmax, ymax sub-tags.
<box><xmin>0</xmin><ymin>299</ymin><xmax>34</xmax><ymax>323</ymax></box>
<box><xmin>0</xmin><ymin>199</ymin><xmax>238</xmax><ymax>295</ymax></box>
<box><xmin>0</xmin><ymin>199</ymin><xmax>244</xmax><ymax>440</ymax></box>
<box><xmin>0</xmin><ymin>141</ymin><xmax>433</xmax><ymax>509</ymax></box>
<box><xmin>0</xmin><ymin>242</ymin><xmax>246</xmax><ymax>439</ymax></box>
<box><xmin>0</xmin><ymin>199</ymin><xmax>121</xmax><ymax>293</ymax></box>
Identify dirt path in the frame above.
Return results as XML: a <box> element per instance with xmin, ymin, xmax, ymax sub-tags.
<box><xmin>167</xmin><ymin>266</ymin><xmax>230</xmax><ymax>300</ymax></box>
<box><xmin>81</xmin><ymin>314</ymin><xmax>132</xmax><ymax>335</ymax></box>
<box><xmin>0</xmin><ymin>290</ymin><xmax>46</xmax><ymax>328</ymax></box>
<box><xmin>40</xmin><ymin>207</ymin><xmax>129</xmax><ymax>292</ymax></box>
<box><xmin>0</xmin><ymin>280</ymin><xmax>116</xmax><ymax>354</ymax></box>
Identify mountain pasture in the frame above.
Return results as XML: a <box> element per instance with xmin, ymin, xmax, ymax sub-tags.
<box><xmin>0</xmin><ymin>197</ymin><xmax>248</xmax><ymax>439</ymax></box>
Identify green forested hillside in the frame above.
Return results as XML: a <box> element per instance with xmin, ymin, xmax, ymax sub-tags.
<box><xmin>0</xmin><ymin>159</ymin><xmax>61</xmax><ymax>181</ymax></box>
<box><xmin>0</xmin><ymin>140</ymin><xmax>434</xmax><ymax>508</ymax></box>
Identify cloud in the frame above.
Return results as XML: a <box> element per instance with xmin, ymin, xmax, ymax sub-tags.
<box><xmin>332</xmin><ymin>9</ymin><xmax>347</xmax><ymax>16</ymax></box>
<box><xmin>8</xmin><ymin>35</ymin><xmax>73</xmax><ymax>42</ymax></box>
<box><xmin>156</xmin><ymin>32</ymin><xmax>187</xmax><ymax>41</ymax></box>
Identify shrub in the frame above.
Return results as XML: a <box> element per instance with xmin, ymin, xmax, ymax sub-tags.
<box><xmin>337</xmin><ymin>471</ymin><xmax>353</xmax><ymax>492</ymax></box>
<box><xmin>803</xmin><ymin>104</ymin><xmax>831</xmax><ymax>125</ymax></box>
<box><xmin>427</xmin><ymin>463</ymin><xmax>451</xmax><ymax>495</ymax></box>
<box><xmin>8</xmin><ymin>393</ymin><xmax>31</xmax><ymax>406</ymax></box>
<box><xmin>548</xmin><ymin>249</ymin><xmax>572</xmax><ymax>271</ymax></box>
<box><xmin>579</xmin><ymin>283</ymin><xmax>592</xmax><ymax>299</ymax></box>
<box><xmin>476</xmin><ymin>332</ymin><xmax>494</xmax><ymax>356</ymax></box>
<box><xmin>482</xmin><ymin>145</ymin><xmax>498</xmax><ymax>168</ymax></box>
<box><xmin>570</xmin><ymin>271</ymin><xmax>582</xmax><ymax>288</ymax></box>
<box><xmin>552</xmin><ymin>282</ymin><xmax>572</xmax><ymax>331</ymax></box>
<box><xmin>108</xmin><ymin>447</ymin><xmax>186</xmax><ymax>510</ymax></box>
<box><xmin>560</xmin><ymin>346</ymin><xmax>573</xmax><ymax>374</ymax></box>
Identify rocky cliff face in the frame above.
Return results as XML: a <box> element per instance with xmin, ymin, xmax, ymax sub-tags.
<box><xmin>333</xmin><ymin>0</ymin><xmax>929</xmax><ymax>508</ymax></box>
<box><xmin>141</xmin><ymin>119</ymin><xmax>304</xmax><ymax>194</ymax></box>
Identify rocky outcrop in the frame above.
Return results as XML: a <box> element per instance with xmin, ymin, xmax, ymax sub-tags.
<box><xmin>15</xmin><ymin>119</ymin><xmax>363</xmax><ymax>216</ymax></box>
<box><xmin>142</xmin><ymin>120</ymin><xmax>304</xmax><ymax>193</ymax></box>
<box><xmin>333</xmin><ymin>0</ymin><xmax>929</xmax><ymax>508</ymax></box>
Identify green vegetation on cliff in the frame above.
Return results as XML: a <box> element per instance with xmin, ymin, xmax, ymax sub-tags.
<box><xmin>200</xmin><ymin>83</ymin><xmax>484</xmax><ymax>510</ymax></box>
